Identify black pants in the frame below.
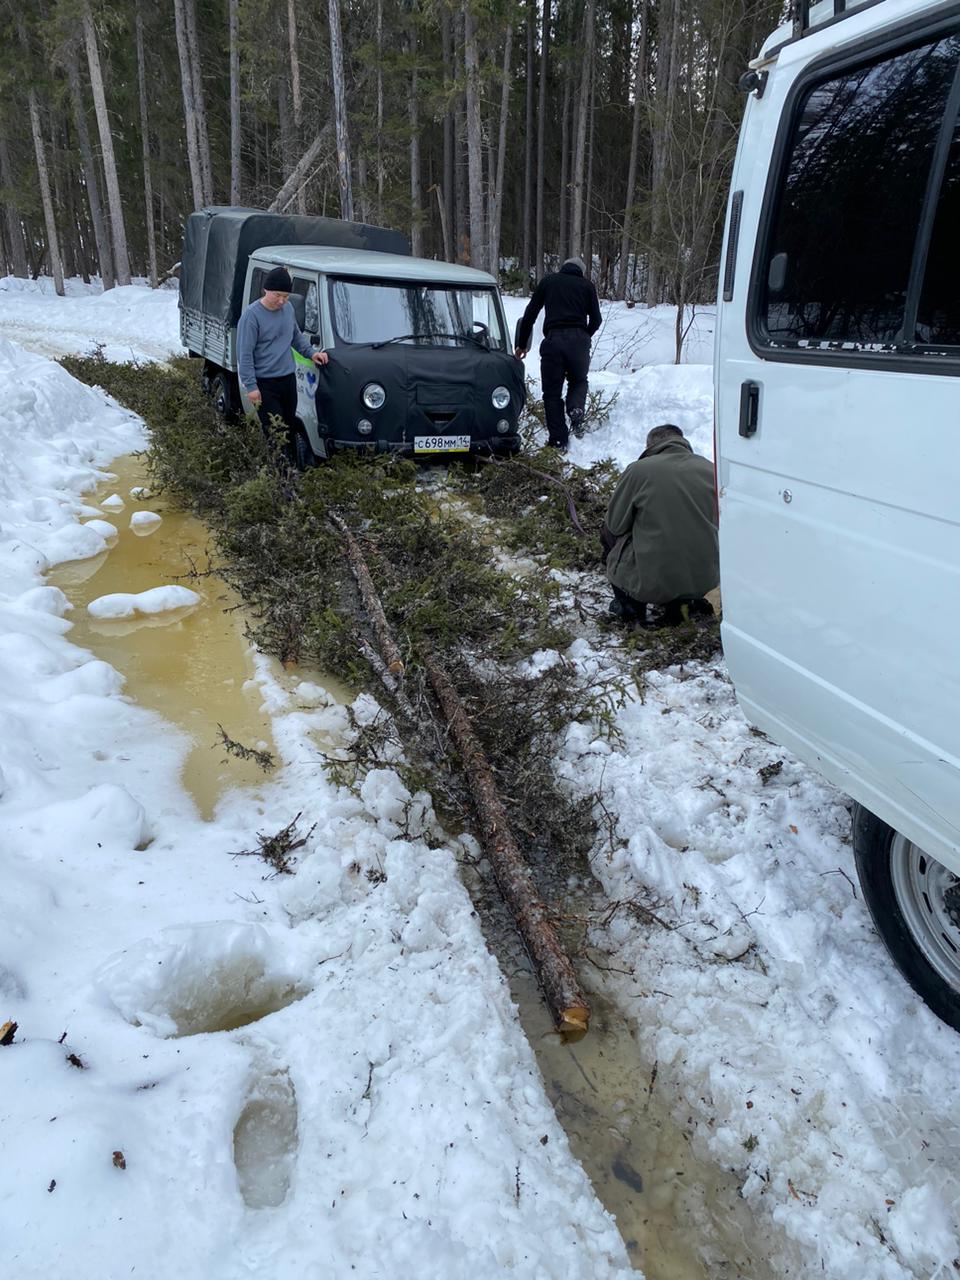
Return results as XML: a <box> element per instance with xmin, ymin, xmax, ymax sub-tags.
<box><xmin>255</xmin><ymin>372</ymin><xmax>299</xmax><ymax>452</ymax></box>
<box><xmin>613</xmin><ymin>584</ymin><xmax>713</xmax><ymax>625</ymax></box>
<box><xmin>540</xmin><ymin>328</ymin><xmax>591</xmax><ymax>447</ymax></box>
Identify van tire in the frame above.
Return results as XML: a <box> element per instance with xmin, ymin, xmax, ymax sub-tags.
<box><xmin>293</xmin><ymin>428</ymin><xmax>315</xmax><ymax>471</ymax></box>
<box><xmin>210</xmin><ymin>371</ymin><xmax>239</xmax><ymax>423</ymax></box>
<box><xmin>853</xmin><ymin>803</ymin><xmax>960</xmax><ymax>1031</ymax></box>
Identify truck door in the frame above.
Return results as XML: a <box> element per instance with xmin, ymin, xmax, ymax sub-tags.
<box><xmin>289</xmin><ymin>274</ymin><xmax>322</xmax><ymax>450</ymax></box>
<box><xmin>717</xmin><ymin>19</ymin><xmax>960</xmax><ymax>871</ymax></box>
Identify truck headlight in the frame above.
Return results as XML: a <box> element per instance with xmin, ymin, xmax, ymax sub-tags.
<box><xmin>362</xmin><ymin>383</ymin><xmax>386</xmax><ymax>410</ymax></box>
<box><xmin>491</xmin><ymin>386</ymin><xmax>511</xmax><ymax>410</ymax></box>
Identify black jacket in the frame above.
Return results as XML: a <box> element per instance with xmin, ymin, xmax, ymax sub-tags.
<box><xmin>515</xmin><ymin>263</ymin><xmax>602</xmax><ymax>349</ymax></box>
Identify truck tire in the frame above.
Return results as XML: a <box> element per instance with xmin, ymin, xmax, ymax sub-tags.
<box><xmin>210</xmin><ymin>371</ymin><xmax>239</xmax><ymax>423</ymax></box>
<box><xmin>293</xmin><ymin>427</ymin><xmax>315</xmax><ymax>471</ymax></box>
<box><xmin>853</xmin><ymin>803</ymin><xmax>960</xmax><ymax>1031</ymax></box>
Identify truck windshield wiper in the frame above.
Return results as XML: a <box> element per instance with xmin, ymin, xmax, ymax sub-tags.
<box><xmin>371</xmin><ymin>331</ymin><xmax>486</xmax><ymax>349</ymax></box>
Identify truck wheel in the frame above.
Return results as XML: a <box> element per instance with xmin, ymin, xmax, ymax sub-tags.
<box><xmin>210</xmin><ymin>372</ymin><xmax>238</xmax><ymax>423</ymax></box>
<box><xmin>853</xmin><ymin>803</ymin><xmax>960</xmax><ymax>1030</ymax></box>
<box><xmin>293</xmin><ymin>428</ymin><xmax>315</xmax><ymax>471</ymax></box>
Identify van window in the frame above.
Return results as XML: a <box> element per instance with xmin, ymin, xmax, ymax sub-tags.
<box><xmin>916</xmin><ymin>123</ymin><xmax>960</xmax><ymax>346</ymax></box>
<box><xmin>759</xmin><ymin>33</ymin><xmax>960</xmax><ymax>352</ymax></box>
<box><xmin>290</xmin><ymin>277</ymin><xmax>320</xmax><ymax>334</ymax></box>
<box><xmin>328</xmin><ymin>279</ymin><xmax>506</xmax><ymax>349</ymax></box>
<box><xmin>248</xmin><ymin>268</ymin><xmax>265</xmax><ymax>303</ymax></box>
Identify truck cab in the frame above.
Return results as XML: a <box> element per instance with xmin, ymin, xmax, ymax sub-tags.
<box><xmin>179</xmin><ymin>207</ymin><xmax>523</xmax><ymax>461</ymax></box>
<box><xmin>715</xmin><ymin>0</ymin><xmax>960</xmax><ymax>1027</ymax></box>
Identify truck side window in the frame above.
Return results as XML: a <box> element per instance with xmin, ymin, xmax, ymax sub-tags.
<box><xmin>760</xmin><ymin>34</ymin><xmax>960</xmax><ymax>351</ymax></box>
<box><xmin>916</xmin><ymin>123</ymin><xmax>960</xmax><ymax>346</ymax></box>
<box><xmin>249</xmin><ymin>268</ymin><xmax>265</xmax><ymax>304</ymax></box>
<box><xmin>289</xmin><ymin>278</ymin><xmax>320</xmax><ymax>335</ymax></box>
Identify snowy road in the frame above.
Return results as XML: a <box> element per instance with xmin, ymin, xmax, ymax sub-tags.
<box><xmin>0</xmin><ymin>279</ymin><xmax>957</xmax><ymax>1279</ymax></box>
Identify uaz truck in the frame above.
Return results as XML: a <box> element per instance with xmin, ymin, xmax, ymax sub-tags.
<box><xmin>179</xmin><ymin>206</ymin><xmax>524</xmax><ymax>462</ymax></box>
<box><xmin>715</xmin><ymin>0</ymin><xmax>960</xmax><ymax>1029</ymax></box>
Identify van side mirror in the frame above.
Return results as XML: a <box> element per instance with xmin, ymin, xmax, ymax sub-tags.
<box><xmin>768</xmin><ymin>252</ymin><xmax>789</xmax><ymax>295</ymax></box>
<box><xmin>290</xmin><ymin>292</ymin><xmax>306</xmax><ymax>329</ymax></box>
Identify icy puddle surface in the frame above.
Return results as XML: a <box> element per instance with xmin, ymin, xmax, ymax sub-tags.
<box><xmin>511</xmin><ymin>967</ymin><xmax>778</xmax><ymax>1279</ymax></box>
<box><xmin>49</xmin><ymin>455</ymin><xmax>349</xmax><ymax>819</ymax></box>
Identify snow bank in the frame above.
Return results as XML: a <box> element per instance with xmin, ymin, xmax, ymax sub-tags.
<box><xmin>0</xmin><ymin>335</ymin><xmax>631</xmax><ymax>1279</ymax></box>
<box><xmin>0</xmin><ymin>278</ymin><xmax>181</xmax><ymax>363</ymax></box>
<box><xmin>88</xmin><ymin>585</ymin><xmax>201</xmax><ymax>619</ymax></box>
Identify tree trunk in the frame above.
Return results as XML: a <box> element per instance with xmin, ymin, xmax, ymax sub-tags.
<box><xmin>521</xmin><ymin>3</ymin><xmax>535</xmax><ymax>281</ymax></box>
<box><xmin>287</xmin><ymin>0</ymin><xmax>306</xmax><ymax>214</ymax></box>
<box><xmin>534</xmin><ymin>0</ymin><xmax>550</xmax><ymax>277</ymax></box>
<box><xmin>463</xmin><ymin>3</ymin><xmax>485</xmax><ymax>270</ymax></box>
<box><xmin>82</xmin><ymin>3</ymin><xmax>130</xmax><ymax>285</ymax></box>
<box><xmin>65</xmin><ymin>43</ymin><xmax>114</xmax><ymax>290</ymax></box>
<box><xmin>409</xmin><ymin>26</ymin><xmax>423</xmax><ymax>256</ymax></box>
<box><xmin>376</xmin><ymin>0</ymin><xmax>384</xmax><ymax>222</ymax></box>
<box><xmin>616</xmin><ymin>0</ymin><xmax>646</xmax><ymax>300</ymax></box>
<box><xmin>424</xmin><ymin>653</ymin><xmax>590</xmax><ymax>1039</ymax></box>
<box><xmin>135</xmin><ymin>2</ymin><xmax>158</xmax><ymax>286</ymax></box>
<box><xmin>569</xmin><ymin>0</ymin><xmax>595</xmax><ymax>259</ymax></box>
<box><xmin>329</xmin><ymin>512</ymin><xmax>590</xmax><ymax>1040</ymax></box>
<box><xmin>647</xmin><ymin>0</ymin><xmax>681</xmax><ymax>304</ymax></box>
<box><xmin>487</xmin><ymin>27</ymin><xmax>512</xmax><ymax>276</ymax></box>
<box><xmin>0</xmin><ymin>137</ymin><xmax>28</xmax><ymax>278</ymax></box>
<box><xmin>268</xmin><ymin>124</ymin><xmax>334</xmax><ymax>212</ymax></box>
<box><xmin>28</xmin><ymin>90</ymin><xmax>65</xmax><ymax>295</ymax></box>
<box><xmin>173</xmin><ymin>0</ymin><xmax>204</xmax><ymax>210</ymax></box>
<box><xmin>229</xmin><ymin>0</ymin><xmax>241</xmax><ymax>204</ymax></box>
<box><xmin>558</xmin><ymin>56</ymin><xmax>572</xmax><ymax>258</ymax></box>
<box><xmin>183</xmin><ymin>0</ymin><xmax>213</xmax><ymax>205</ymax></box>
<box><xmin>441</xmin><ymin>7</ymin><xmax>455</xmax><ymax>258</ymax></box>
<box><xmin>328</xmin><ymin>0</ymin><xmax>354</xmax><ymax>221</ymax></box>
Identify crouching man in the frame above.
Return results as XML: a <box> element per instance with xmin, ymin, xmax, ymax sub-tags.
<box><xmin>237</xmin><ymin>265</ymin><xmax>328</xmax><ymax>455</ymax></box>
<box><xmin>602</xmin><ymin>423</ymin><xmax>719</xmax><ymax>625</ymax></box>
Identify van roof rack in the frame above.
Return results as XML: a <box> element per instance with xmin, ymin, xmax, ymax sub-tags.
<box><xmin>791</xmin><ymin>0</ymin><xmax>884</xmax><ymax>40</ymax></box>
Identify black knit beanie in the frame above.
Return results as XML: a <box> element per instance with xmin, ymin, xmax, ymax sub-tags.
<box><xmin>264</xmin><ymin>266</ymin><xmax>292</xmax><ymax>292</ymax></box>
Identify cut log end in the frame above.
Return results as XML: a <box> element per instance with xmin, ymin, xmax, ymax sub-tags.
<box><xmin>557</xmin><ymin>1005</ymin><xmax>590</xmax><ymax>1042</ymax></box>
<box><xmin>387</xmin><ymin>659</ymin><xmax>405</xmax><ymax>676</ymax></box>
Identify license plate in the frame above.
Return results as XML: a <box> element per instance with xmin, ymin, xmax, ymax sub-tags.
<box><xmin>414</xmin><ymin>434</ymin><xmax>471</xmax><ymax>454</ymax></box>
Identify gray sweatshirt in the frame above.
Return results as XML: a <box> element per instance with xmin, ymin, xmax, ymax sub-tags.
<box><xmin>237</xmin><ymin>299</ymin><xmax>313</xmax><ymax>390</ymax></box>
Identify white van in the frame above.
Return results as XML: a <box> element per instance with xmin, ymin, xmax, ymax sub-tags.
<box><xmin>715</xmin><ymin>0</ymin><xmax>960</xmax><ymax>1028</ymax></box>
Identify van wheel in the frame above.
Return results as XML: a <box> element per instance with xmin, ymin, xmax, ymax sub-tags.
<box><xmin>853</xmin><ymin>803</ymin><xmax>960</xmax><ymax>1030</ymax></box>
<box><xmin>293</xmin><ymin>429</ymin><xmax>315</xmax><ymax>471</ymax></box>
<box><xmin>210</xmin><ymin>372</ymin><xmax>238</xmax><ymax>423</ymax></box>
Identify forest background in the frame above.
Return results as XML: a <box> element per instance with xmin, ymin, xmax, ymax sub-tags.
<box><xmin>1</xmin><ymin>0</ymin><xmax>785</xmax><ymax>311</ymax></box>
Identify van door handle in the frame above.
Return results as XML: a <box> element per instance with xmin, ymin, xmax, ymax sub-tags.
<box><xmin>739</xmin><ymin>381</ymin><xmax>760</xmax><ymax>438</ymax></box>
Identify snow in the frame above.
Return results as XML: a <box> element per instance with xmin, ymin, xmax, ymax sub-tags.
<box><xmin>1</xmin><ymin>279</ymin><xmax>958</xmax><ymax>1279</ymax></box>
<box><xmin>87</xmin><ymin>584</ymin><xmax>202</xmax><ymax>619</ymax></box>
<box><xmin>130</xmin><ymin>510</ymin><xmax>162</xmax><ymax>533</ymax></box>
<box><xmin>0</xmin><ymin>315</ymin><xmax>629</xmax><ymax>1278</ymax></box>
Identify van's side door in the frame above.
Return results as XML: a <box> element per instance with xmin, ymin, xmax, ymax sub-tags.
<box><xmin>717</xmin><ymin>17</ymin><xmax>960</xmax><ymax>872</ymax></box>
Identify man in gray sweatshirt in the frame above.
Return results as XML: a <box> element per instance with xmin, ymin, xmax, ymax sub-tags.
<box><xmin>237</xmin><ymin>265</ymin><xmax>328</xmax><ymax>450</ymax></box>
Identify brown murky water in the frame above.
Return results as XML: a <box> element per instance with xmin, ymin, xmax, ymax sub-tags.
<box><xmin>49</xmin><ymin>455</ymin><xmax>350</xmax><ymax>819</ymax></box>
<box><xmin>510</xmin><ymin>966</ymin><xmax>776</xmax><ymax>1278</ymax></box>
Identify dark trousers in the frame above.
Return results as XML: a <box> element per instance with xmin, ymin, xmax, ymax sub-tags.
<box><xmin>256</xmin><ymin>372</ymin><xmax>299</xmax><ymax>441</ymax></box>
<box><xmin>540</xmin><ymin>328</ymin><xmax>591</xmax><ymax>447</ymax></box>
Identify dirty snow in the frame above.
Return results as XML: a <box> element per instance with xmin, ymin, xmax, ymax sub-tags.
<box><xmin>0</xmin><ymin>282</ymin><xmax>958</xmax><ymax>1279</ymax></box>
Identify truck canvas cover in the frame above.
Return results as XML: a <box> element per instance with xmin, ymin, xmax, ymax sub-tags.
<box><xmin>179</xmin><ymin>206</ymin><xmax>411</xmax><ymax>325</ymax></box>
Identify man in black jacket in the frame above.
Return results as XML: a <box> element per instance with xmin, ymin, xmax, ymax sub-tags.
<box><xmin>514</xmin><ymin>257</ymin><xmax>602</xmax><ymax>449</ymax></box>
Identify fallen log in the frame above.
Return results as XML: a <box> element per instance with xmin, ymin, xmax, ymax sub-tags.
<box><xmin>328</xmin><ymin>511</ymin><xmax>590</xmax><ymax>1038</ymax></box>
<box><xmin>423</xmin><ymin>652</ymin><xmax>590</xmax><ymax>1040</ymax></box>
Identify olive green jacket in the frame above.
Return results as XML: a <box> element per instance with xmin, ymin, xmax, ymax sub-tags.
<box><xmin>604</xmin><ymin>438</ymin><xmax>719</xmax><ymax>604</ymax></box>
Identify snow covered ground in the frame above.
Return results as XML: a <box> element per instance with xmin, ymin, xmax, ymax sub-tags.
<box><xmin>1</xmin><ymin>281</ymin><xmax>958</xmax><ymax>1279</ymax></box>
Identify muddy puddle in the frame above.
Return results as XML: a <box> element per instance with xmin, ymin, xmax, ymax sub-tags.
<box><xmin>50</xmin><ymin>455</ymin><xmax>350</xmax><ymax>819</ymax></box>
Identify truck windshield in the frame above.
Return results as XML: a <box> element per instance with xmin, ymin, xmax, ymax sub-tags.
<box><xmin>329</xmin><ymin>278</ymin><xmax>506</xmax><ymax>349</ymax></box>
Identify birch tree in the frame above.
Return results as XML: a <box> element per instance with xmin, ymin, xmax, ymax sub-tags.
<box><xmin>568</xmin><ymin>0</ymin><xmax>595</xmax><ymax>259</ymax></box>
<box><xmin>229</xmin><ymin>0</ymin><xmax>240</xmax><ymax>204</ymax></box>
<box><xmin>135</xmin><ymin>0</ymin><xmax>157</xmax><ymax>285</ymax></box>
<box><xmin>28</xmin><ymin>89</ymin><xmax>65</xmax><ymax>294</ymax></box>
<box><xmin>173</xmin><ymin>0</ymin><xmax>203</xmax><ymax>209</ymax></box>
<box><xmin>63</xmin><ymin>41</ymin><xmax>114</xmax><ymax>288</ymax></box>
<box><xmin>463</xmin><ymin>2</ymin><xmax>485</xmax><ymax>270</ymax></box>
